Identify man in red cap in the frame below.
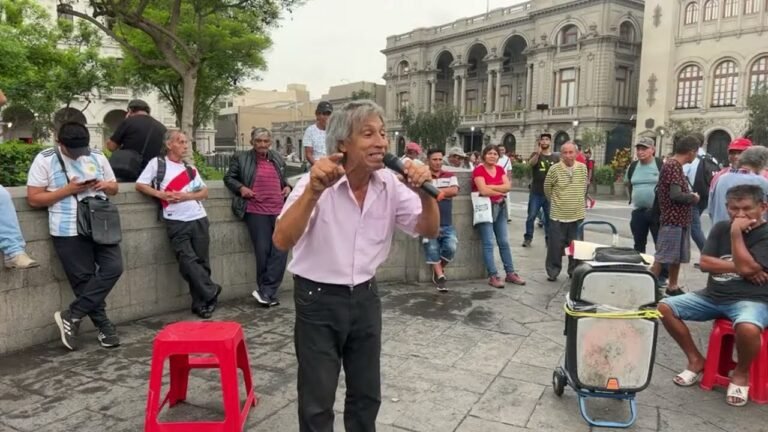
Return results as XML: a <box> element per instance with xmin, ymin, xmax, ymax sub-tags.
<box><xmin>401</xmin><ymin>141</ymin><xmax>424</xmax><ymax>165</ymax></box>
<box><xmin>710</xmin><ymin>138</ymin><xmax>768</xmax><ymax>192</ymax></box>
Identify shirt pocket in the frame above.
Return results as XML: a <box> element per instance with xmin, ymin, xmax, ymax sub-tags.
<box><xmin>358</xmin><ymin>213</ymin><xmax>392</xmax><ymax>248</ymax></box>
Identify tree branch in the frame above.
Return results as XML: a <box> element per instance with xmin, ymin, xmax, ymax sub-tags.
<box><xmin>134</xmin><ymin>0</ymin><xmax>151</xmax><ymax>16</ymax></box>
<box><xmin>169</xmin><ymin>0</ymin><xmax>181</xmax><ymax>33</ymax></box>
<box><xmin>57</xmin><ymin>6</ymin><xmax>168</xmax><ymax>67</ymax></box>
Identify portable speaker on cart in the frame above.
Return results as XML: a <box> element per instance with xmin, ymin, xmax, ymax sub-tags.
<box><xmin>552</xmin><ymin>221</ymin><xmax>662</xmax><ymax>429</ymax></box>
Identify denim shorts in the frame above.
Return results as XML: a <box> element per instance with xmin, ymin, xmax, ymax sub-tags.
<box><xmin>661</xmin><ymin>292</ymin><xmax>768</xmax><ymax>329</ymax></box>
<box><xmin>423</xmin><ymin>225</ymin><xmax>458</xmax><ymax>264</ymax></box>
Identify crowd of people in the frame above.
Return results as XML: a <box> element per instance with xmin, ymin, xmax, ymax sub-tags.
<box><xmin>2</xmin><ymin>86</ymin><xmax>768</xmax><ymax>415</ymax></box>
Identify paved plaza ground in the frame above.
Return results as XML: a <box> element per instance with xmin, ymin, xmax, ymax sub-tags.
<box><xmin>2</xmin><ymin>216</ymin><xmax>768</xmax><ymax>431</ymax></box>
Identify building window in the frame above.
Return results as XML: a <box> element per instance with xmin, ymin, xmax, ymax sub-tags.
<box><xmin>558</xmin><ymin>68</ymin><xmax>577</xmax><ymax>107</ymax></box>
<box><xmin>619</xmin><ymin>22</ymin><xmax>635</xmax><ymax>42</ymax></box>
<box><xmin>750</xmin><ymin>56</ymin><xmax>768</xmax><ymax>95</ymax></box>
<box><xmin>723</xmin><ymin>0</ymin><xmax>738</xmax><ymax>17</ymax></box>
<box><xmin>500</xmin><ymin>86</ymin><xmax>511</xmax><ymax>111</ymax></box>
<box><xmin>704</xmin><ymin>0</ymin><xmax>719</xmax><ymax>21</ymax></box>
<box><xmin>397</xmin><ymin>61</ymin><xmax>410</xmax><ymax>78</ymax></box>
<box><xmin>615</xmin><ymin>67</ymin><xmax>629</xmax><ymax>107</ymax></box>
<box><xmin>676</xmin><ymin>64</ymin><xmax>703</xmax><ymax>109</ymax></box>
<box><xmin>466</xmin><ymin>90</ymin><xmax>477</xmax><ymax>114</ymax></box>
<box><xmin>712</xmin><ymin>60</ymin><xmax>739</xmax><ymax>107</ymax></box>
<box><xmin>560</xmin><ymin>25</ymin><xmax>578</xmax><ymax>45</ymax></box>
<box><xmin>745</xmin><ymin>0</ymin><xmax>760</xmax><ymax>14</ymax></box>
<box><xmin>396</xmin><ymin>91</ymin><xmax>409</xmax><ymax>117</ymax></box>
<box><xmin>684</xmin><ymin>2</ymin><xmax>699</xmax><ymax>24</ymax></box>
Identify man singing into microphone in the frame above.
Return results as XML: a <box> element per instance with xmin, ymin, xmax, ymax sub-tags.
<box><xmin>273</xmin><ymin>100</ymin><xmax>439</xmax><ymax>432</ymax></box>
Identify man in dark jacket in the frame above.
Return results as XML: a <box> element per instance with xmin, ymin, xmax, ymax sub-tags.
<box><xmin>224</xmin><ymin>128</ymin><xmax>291</xmax><ymax>306</ymax></box>
<box><xmin>106</xmin><ymin>99</ymin><xmax>167</xmax><ymax>181</ymax></box>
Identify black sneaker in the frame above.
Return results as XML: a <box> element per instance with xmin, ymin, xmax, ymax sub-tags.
<box><xmin>522</xmin><ymin>239</ymin><xmax>532</xmax><ymax>247</ymax></box>
<box><xmin>435</xmin><ymin>275</ymin><xmax>448</xmax><ymax>292</ymax></box>
<box><xmin>97</xmin><ymin>323</ymin><xmax>120</xmax><ymax>348</ymax></box>
<box><xmin>54</xmin><ymin>310</ymin><xmax>80</xmax><ymax>351</ymax></box>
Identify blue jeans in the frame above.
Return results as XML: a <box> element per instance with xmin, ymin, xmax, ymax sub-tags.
<box><xmin>423</xmin><ymin>225</ymin><xmax>458</xmax><ymax>264</ymax></box>
<box><xmin>662</xmin><ymin>293</ymin><xmax>768</xmax><ymax>330</ymax></box>
<box><xmin>0</xmin><ymin>185</ymin><xmax>26</xmax><ymax>259</ymax></box>
<box><xmin>525</xmin><ymin>192</ymin><xmax>550</xmax><ymax>241</ymax></box>
<box><xmin>477</xmin><ymin>202</ymin><xmax>515</xmax><ymax>277</ymax></box>
<box><xmin>690</xmin><ymin>207</ymin><xmax>706</xmax><ymax>252</ymax></box>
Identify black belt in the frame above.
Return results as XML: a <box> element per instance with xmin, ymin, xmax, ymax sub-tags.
<box><xmin>294</xmin><ymin>275</ymin><xmax>374</xmax><ymax>292</ymax></box>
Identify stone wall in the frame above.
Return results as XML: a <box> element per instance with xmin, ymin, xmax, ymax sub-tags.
<box><xmin>0</xmin><ymin>171</ymin><xmax>484</xmax><ymax>354</ymax></box>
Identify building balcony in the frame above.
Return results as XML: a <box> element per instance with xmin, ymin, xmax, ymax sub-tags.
<box><xmin>549</xmin><ymin>107</ymin><xmax>575</xmax><ymax>117</ymax></box>
<box><xmin>103</xmin><ymin>87</ymin><xmax>131</xmax><ymax>100</ymax></box>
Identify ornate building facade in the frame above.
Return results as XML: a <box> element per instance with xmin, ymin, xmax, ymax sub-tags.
<box><xmin>636</xmin><ymin>1</ymin><xmax>768</xmax><ymax>163</ymax></box>
<box><xmin>382</xmin><ymin>0</ymin><xmax>645</xmax><ymax>163</ymax></box>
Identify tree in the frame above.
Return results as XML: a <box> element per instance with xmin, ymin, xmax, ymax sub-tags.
<box><xmin>578</xmin><ymin>127</ymin><xmax>606</xmax><ymax>153</ymax></box>
<box><xmin>400</xmin><ymin>105</ymin><xmax>460</xmax><ymax>150</ymax></box>
<box><xmin>667</xmin><ymin>118</ymin><xmax>712</xmax><ymax>143</ymax></box>
<box><xmin>58</xmin><ymin>0</ymin><xmax>301</xmax><ymax>151</ymax></box>
<box><xmin>351</xmin><ymin>89</ymin><xmax>373</xmax><ymax>101</ymax></box>
<box><xmin>0</xmin><ymin>0</ymin><xmax>116</xmax><ymax>139</ymax></box>
<box><xmin>747</xmin><ymin>87</ymin><xmax>768</xmax><ymax>146</ymax></box>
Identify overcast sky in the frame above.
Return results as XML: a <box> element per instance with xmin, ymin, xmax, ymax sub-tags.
<box><xmin>252</xmin><ymin>0</ymin><xmax>523</xmax><ymax>97</ymax></box>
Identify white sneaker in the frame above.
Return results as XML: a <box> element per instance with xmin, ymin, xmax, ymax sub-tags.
<box><xmin>4</xmin><ymin>253</ymin><xmax>39</xmax><ymax>269</ymax></box>
<box><xmin>251</xmin><ymin>289</ymin><xmax>268</xmax><ymax>305</ymax></box>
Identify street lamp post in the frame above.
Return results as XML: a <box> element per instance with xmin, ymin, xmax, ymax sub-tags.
<box><xmin>470</xmin><ymin>126</ymin><xmax>475</xmax><ymax>152</ymax></box>
<box><xmin>572</xmin><ymin>119</ymin><xmax>580</xmax><ymax>142</ymax></box>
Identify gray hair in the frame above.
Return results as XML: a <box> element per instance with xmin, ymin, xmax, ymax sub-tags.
<box><xmin>163</xmin><ymin>129</ymin><xmax>186</xmax><ymax>144</ymax></box>
<box><xmin>738</xmin><ymin>146</ymin><xmax>768</xmax><ymax>172</ymax></box>
<box><xmin>560</xmin><ymin>140</ymin><xmax>578</xmax><ymax>152</ymax></box>
<box><xmin>251</xmin><ymin>127</ymin><xmax>271</xmax><ymax>141</ymax></box>
<box><xmin>325</xmin><ymin>100</ymin><xmax>386</xmax><ymax>155</ymax></box>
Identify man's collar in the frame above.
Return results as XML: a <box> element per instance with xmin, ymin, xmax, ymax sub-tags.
<box><xmin>332</xmin><ymin>169</ymin><xmax>386</xmax><ymax>192</ymax></box>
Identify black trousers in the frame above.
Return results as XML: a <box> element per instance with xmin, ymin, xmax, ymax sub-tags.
<box><xmin>244</xmin><ymin>213</ymin><xmax>288</xmax><ymax>300</ymax></box>
<box><xmin>294</xmin><ymin>275</ymin><xmax>382</xmax><ymax>432</ymax></box>
<box><xmin>165</xmin><ymin>217</ymin><xmax>220</xmax><ymax>309</ymax></box>
<box><xmin>546</xmin><ymin>219</ymin><xmax>582</xmax><ymax>278</ymax></box>
<box><xmin>52</xmin><ymin>235</ymin><xmax>123</xmax><ymax>327</ymax></box>
<box><xmin>629</xmin><ymin>208</ymin><xmax>660</xmax><ymax>254</ymax></box>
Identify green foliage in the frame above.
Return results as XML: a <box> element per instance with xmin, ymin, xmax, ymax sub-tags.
<box><xmin>0</xmin><ymin>141</ymin><xmax>44</xmax><ymax>186</ymax></box>
<box><xmin>0</xmin><ymin>0</ymin><xmax>116</xmax><ymax>139</ymax></box>
<box><xmin>511</xmin><ymin>162</ymin><xmax>531</xmax><ymax>180</ymax></box>
<box><xmin>63</xmin><ymin>0</ymin><xmax>303</xmax><ymax>137</ymax></box>
<box><xmin>747</xmin><ymin>86</ymin><xmax>768</xmax><ymax>146</ymax></box>
<box><xmin>192</xmin><ymin>150</ymin><xmax>224</xmax><ymax>181</ymax></box>
<box><xmin>351</xmin><ymin>90</ymin><xmax>374</xmax><ymax>101</ymax></box>
<box><xmin>579</xmin><ymin>127</ymin><xmax>606</xmax><ymax>152</ymax></box>
<box><xmin>594</xmin><ymin>165</ymin><xmax>615</xmax><ymax>186</ymax></box>
<box><xmin>400</xmin><ymin>105</ymin><xmax>459</xmax><ymax>149</ymax></box>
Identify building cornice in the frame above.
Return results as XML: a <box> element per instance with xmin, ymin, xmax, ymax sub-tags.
<box><xmin>380</xmin><ymin>0</ymin><xmax>644</xmax><ymax>56</ymax></box>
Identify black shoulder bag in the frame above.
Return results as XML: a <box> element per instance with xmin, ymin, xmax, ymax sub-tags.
<box><xmin>109</xmin><ymin>125</ymin><xmax>154</xmax><ymax>181</ymax></box>
<box><xmin>55</xmin><ymin>149</ymin><xmax>123</xmax><ymax>245</ymax></box>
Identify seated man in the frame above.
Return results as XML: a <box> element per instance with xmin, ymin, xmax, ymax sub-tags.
<box><xmin>423</xmin><ymin>149</ymin><xmax>459</xmax><ymax>291</ymax></box>
<box><xmin>658</xmin><ymin>184</ymin><xmax>768</xmax><ymax>407</ymax></box>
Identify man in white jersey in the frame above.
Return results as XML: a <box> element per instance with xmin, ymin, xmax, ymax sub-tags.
<box><xmin>303</xmin><ymin>101</ymin><xmax>333</xmax><ymax>166</ymax></box>
<box><xmin>27</xmin><ymin>122</ymin><xmax>123</xmax><ymax>351</ymax></box>
<box><xmin>136</xmin><ymin>131</ymin><xmax>222</xmax><ymax>319</ymax></box>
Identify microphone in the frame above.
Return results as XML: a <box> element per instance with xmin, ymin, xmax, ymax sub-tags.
<box><xmin>383</xmin><ymin>153</ymin><xmax>444</xmax><ymax>201</ymax></box>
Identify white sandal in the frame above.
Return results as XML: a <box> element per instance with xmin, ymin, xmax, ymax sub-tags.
<box><xmin>726</xmin><ymin>382</ymin><xmax>749</xmax><ymax>407</ymax></box>
<box><xmin>673</xmin><ymin>369</ymin><xmax>702</xmax><ymax>387</ymax></box>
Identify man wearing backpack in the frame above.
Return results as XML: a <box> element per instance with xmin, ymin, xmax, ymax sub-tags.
<box><xmin>683</xmin><ymin>133</ymin><xmax>720</xmax><ymax>254</ymax></box>
<box><xmin>135</xmin><ymin>131</ymin><xmax>222</xmax><ymax>319</ymax></box>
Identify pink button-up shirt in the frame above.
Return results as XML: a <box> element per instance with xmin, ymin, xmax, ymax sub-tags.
<box><xmin>280</xmin><ymin>169</ymin><xmax>422</xmax><ymax>285</ymax></box>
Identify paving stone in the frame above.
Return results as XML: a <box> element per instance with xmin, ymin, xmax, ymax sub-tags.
<box><xmin>510</xmin><ymin>332</ymin><xmax>564</xmax><ymax>369</ymax></box>
<box><xmin>383</xmin><ymin>333</ymin><xmax>477</xmax><ymax>365</ymax></box>
<box><xmin>524</xmin><ymin>391</ymin><xmax>591</xmax><ymax>432</ymax></box>
<box><xmin>396</xmin><ymin>358</ymin><xmax>495</xmax><ymax>394</ymax></box>
<box><xmin>453</xmin><ymin>332</ymin><xmax>525</xmax><ymax>375</ymax></box>
<box><xmin>0</xmin><ymin>382</ymin><xmax>44</xmax><ymax>416</ymax></box>
<box><xmin>0</xmin><ymin>423</ymin><xmax>20</xmax><ymax>432</ymax></box>
<box><xmin>500</xmin><ymin>361</ymin><xmax>555</xmax><ymax>387</ymax></box>
<box><xmin>454</xmin><ymin>416</ymin><xmax>529</xmax><ymax>432</ymax></box>
<box><xmin>34</xmin><ymin>409</ymin><xmax>123</xmax><ymax>432</ymax></box>
<box><xmin>386</xmin><ymin>318</ymin><xmax>452</xmax><ymax>346</ymax></box>
<box><xmin>470</xmin><ymin>377</ymin><xmax>545</xmax><ymax>427</ymax></box>
<box><xmin>657</xmin><ymin>408</ymin><xmax>729</xmax><ymax>432</ymax></box>
<box><xmin>675</xmin><ymin>396</ymin><xmax>768</xmax><ymax>432</ymax></box>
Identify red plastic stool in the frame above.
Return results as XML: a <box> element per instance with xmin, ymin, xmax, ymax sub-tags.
<box><xmin>144</xmin><ymin>321</ymin><xmax>258</xmax><ymax>431</ymax></box>
<box><xmin>700</xmin><ymin>319</ymin><xmax>768</xmax><ymax>404</ymax></box>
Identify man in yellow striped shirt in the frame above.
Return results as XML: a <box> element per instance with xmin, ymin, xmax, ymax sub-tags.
<box><xmin>544</xmin><ymin>142</ymin><xmax>588</xmax><ymax>281</ymax></box>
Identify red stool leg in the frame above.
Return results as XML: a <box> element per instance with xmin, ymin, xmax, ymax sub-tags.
<box><xmin>144</xmin><ymin>352</ymin><xmax>167</xmax><ymax>432</ymax></box>
<box><xmin>749</xmin><ymin>330</ymin><xmax>768</xmax><ymax>404</ymax></box>
<box><xmin>168</xmin><ymin>354</ymin><xmax>191</xmax><ymax>407</ymax></box>
<box><xmin>219</xmin><ymin>349</ymin><xmax>242</xmax><ymax>431</ymax></box>
<box><xmin>701</xmin><ymin>323</ymin><xmax>726</xmax><ymax>391</ymax></box>
<box><xmin>236</xmin><ymin>341</ymin><xmax>256</xmax><ymax>407</ymax></box>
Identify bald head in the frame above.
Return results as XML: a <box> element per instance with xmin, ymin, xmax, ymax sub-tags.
<box><xmin>560</xmin><ymin>141</ymin><xmax>577</xmax><ymax>166</ymax></box>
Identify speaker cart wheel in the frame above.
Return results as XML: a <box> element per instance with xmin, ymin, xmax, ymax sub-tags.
<box><xmin>552</xmin><ymin>369</ymin><xmax>567</xmax><ymax>397</ymax></box>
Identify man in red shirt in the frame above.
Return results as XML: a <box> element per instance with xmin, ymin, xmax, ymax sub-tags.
<box><xmin>424</xmin><ymin>149</ymin><xmax>459</xmax><ymax>291</ymax></box>
<box><xmin>224</xmin><ymin>128</ymin><xmax>291</xmax><ymax>307</ymax></box>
